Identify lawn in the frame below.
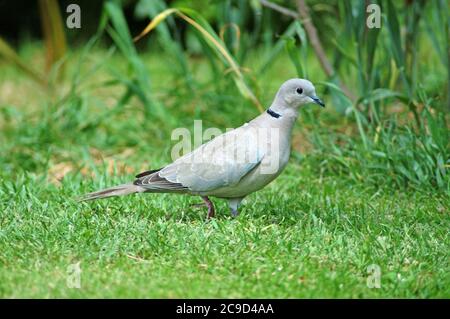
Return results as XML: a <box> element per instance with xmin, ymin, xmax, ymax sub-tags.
<box><xmin>0</xmin><ymin>0</ymin><xmax>449</xmax><ymax>298</ymax></box>
<box><xmin>0</xmin><ymin>164</ymin><xmax>448</xmax><ymax>298</ymax></box>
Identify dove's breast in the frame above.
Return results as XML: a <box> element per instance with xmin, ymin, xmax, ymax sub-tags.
<box><xmin>206</xmin><ymin>118</ymin><xmax>293</xmax><ymax>198</ymax></box>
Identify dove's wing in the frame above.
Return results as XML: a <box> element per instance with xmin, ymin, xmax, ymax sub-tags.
<box><xmin>153</xmin><ymin>126</ymin><xmax>265</xmax><ymax>192</ymax></box>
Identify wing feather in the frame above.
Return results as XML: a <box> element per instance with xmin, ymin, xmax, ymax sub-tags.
<box><xmin>159</xmin><ymin>126</ymin><xmax>264</xmax><ymax>192</ymax></box>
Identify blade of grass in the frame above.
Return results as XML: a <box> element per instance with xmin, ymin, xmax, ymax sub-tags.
<box><xmin>0</xmin><ymin>37</ymin><xmax>47</xmax><ymax>87</ymax></box>
<box><xmin>319</xmin><ymin>80</ymin><xmax>369</xmax><ymax>149</ymax></box>
<box><xmin>285</xmin><ymin>38</ymin><xmax>304</xmax><ymax>77</ymax></box>
<box><xmin>104</xmin><ymin>2</ymin><xmax>170</xmax><ymax>122</ymax></box>
<box><xmin>257</xmin><ymin>21</ymin><xmax>299</xmax><ymax>75</ymax></box>
<box><xmin>38</xmin><ymin>0</ymin><xmax>67</xmax><ymax>73</ymax></box>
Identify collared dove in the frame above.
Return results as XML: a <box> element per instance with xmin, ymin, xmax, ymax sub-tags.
<box><xmin>81</xmin><ymin>78</ymin><xmax>324</xmax><ymax>218</ymax></box>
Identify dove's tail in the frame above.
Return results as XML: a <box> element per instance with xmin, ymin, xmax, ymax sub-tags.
<box><xmin>79</xmin><ymin>183</ymin><xmax>143</xmax><ymax>201</ymax></box>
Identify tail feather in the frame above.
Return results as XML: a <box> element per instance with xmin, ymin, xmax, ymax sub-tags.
<box><xmin>79</xmin><ymin>183</ymin><xmax>141</xmax><ymax>201</ymax></box>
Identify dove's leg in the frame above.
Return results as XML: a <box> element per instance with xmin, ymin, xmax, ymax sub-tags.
<box><xmin>201</xmin><ymin>196</ymin><xmax>215</xmax><ymax>219</ymax></box>
<box><xmin>228</xmin><ymin>197</ymin><xmax>244</xmax><ymax>217</ymax></box>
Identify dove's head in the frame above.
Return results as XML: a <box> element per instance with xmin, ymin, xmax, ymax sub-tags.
<box><xmin>272</xmin><ymin>78</ymin><xmax>325</xmax><ymax>111</ymax></box>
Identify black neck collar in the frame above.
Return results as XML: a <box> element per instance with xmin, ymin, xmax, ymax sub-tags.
<box><xmin>266</xmin><ymin>108</ymin><xmax>281</xmax><ymax>118</ymax></box>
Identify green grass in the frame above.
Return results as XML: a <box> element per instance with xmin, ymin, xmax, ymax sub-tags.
<box><xmin>0</xmin><ymin>0</ymin><xmax>449</xmax><ymax>297</ymax></box>
<box><xmin>1</xmin><ymin>159</ymin><xmax>448</xmax><ymax>298</ymax></box>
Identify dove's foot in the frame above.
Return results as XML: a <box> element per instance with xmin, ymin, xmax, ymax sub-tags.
<box><xmin>201</xmin><ymin>196</ymin><xmax>215</xmax><ymax>219</ymax></box>
<box><xmin>228</xmin><ymin>197</ymin><xmax>244</xmax><ymax>218</ymax></box>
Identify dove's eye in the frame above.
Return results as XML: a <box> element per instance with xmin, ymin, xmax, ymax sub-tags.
<box><xmin>296</xmin><ymin>88</ymin><xmax>303</xmax><ymax>94</ymax></box>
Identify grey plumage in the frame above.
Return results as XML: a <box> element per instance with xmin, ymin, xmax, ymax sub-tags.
<box><xmin>80</xmin><ymin>78</ymin><xmax>324</xmax><ymax>218</ymax></box>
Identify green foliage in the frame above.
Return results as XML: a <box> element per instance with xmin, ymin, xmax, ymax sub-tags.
<box><xmin>284</xmin><ymin>0</ymin><xmax>449</xmax><ymax>191</ymax></box>
<box><xmin>309</xmin><ymin>107</ymin><xmax>449</xmax><ymax>190</ymax></box>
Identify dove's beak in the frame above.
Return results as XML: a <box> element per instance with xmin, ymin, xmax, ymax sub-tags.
<box><xmin>310</xmin><ymin>96</ymin><xmax>325</xmax><ymax>107</ymax></box>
